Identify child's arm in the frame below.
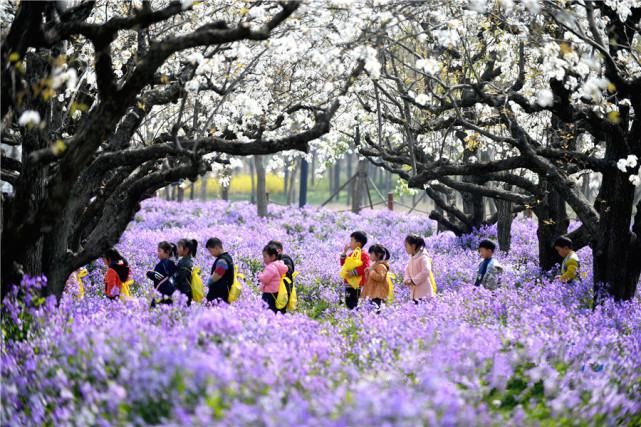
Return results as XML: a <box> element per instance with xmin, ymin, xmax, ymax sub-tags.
<box><xmin>210</xmin><ymin>258</ymin><xmax>228</xmax><ymax>284</ymax></box>
<box><xmin>413</xmin><ymin>256</ymin><xmax>431</xmax><ymax>285</ymax></box>
<box><xmin>258</xmin><ymin>264</ymin><xmax>276</xmax><ymax>287</ymax></box>
<box><xmin>403</xmin><ymin>263</ymin><xmax>412</xmax><ymax>285</ymax></box>
<box><xmin>369</xmin><ymin>264</ymin><xmax>387</xmax><ymax>282</ymax></box>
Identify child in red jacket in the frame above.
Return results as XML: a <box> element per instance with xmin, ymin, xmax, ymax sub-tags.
<box><xmin>102</xmin><ymin>248</ymin><xmax>131</xmax><ymax>300</ymax></box>
<box><xmin>340</xmin><ymin>231</ymin><xmax>370</xmax><ymax>309</ymax></box>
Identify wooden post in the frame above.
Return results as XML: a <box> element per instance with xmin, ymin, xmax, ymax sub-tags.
<box><xmin>387</xmin><ymin>192</ymin><xmax>394</xmax><ymax>211</ymax></box>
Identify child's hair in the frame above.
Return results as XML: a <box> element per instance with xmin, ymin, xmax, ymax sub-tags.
<box><xmin>368</xmin><ymin>244</ymin><xmax>390</xmax><ymax>261</ymax></box>
<box><xmin>263</xmin><ymin>244</ymin><xmax>279</xmax><ymax>259</ymax></box>
<box><xmin>350</xmin><ymin>231</ymin><xmax>368</xmax><ymax>247</ymax></box>
<box><xmin>158</xmin><ymin>241</ymin><xmax>177</xmax><ymax>258</ymax></box>
<box><xmin>103</xmin><ymin>248</ymin><xmax>127</xmax><ymax>265</ymax></box>
<box><xmin>479</xmin><ymin>239</ymin><xmax>497</xmax><ymax>251</ymax></box>
<box><xmin>268</xmin><ymin>240</ymin><xmax>283</xmax><ymax>251</ymax></box>
<box><xmin>553</xmin><ymin>236</ymin><xmax>573</xmax><ymax>249</ymax></box>
<box><xmin>206</xmin><ymin>237</ymin><xmax>223</xmax><ymax>249</ymax></box>
<box><xmin>178</xmin><ymin>238</ymin><xmax>198</xmax><ymax>256</ymax></box>
<box><xmin>405</xmin><ymin>234</ymin><xmax>426</xmax><ymax>251</ymax></box>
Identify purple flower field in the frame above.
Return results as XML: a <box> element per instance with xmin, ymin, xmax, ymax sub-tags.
<box><xmin>2</xmin><ymin>200</ymin><xmax>641</xmax><ymax>426</ymax></box>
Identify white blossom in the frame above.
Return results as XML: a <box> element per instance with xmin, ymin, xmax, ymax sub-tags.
<box><xmin>18</xmin><ymin>110</ymin><xmax>41</xmax><ymax>127</ymax></box>
<box><xmin>415</xmin><ymin>93</ymin><xmax>429</xmax><ymax>105</ymax></box>
<box><xmin>499</xmin><ymin>0</ymin><xmax>514</xmax><ymax>12</ymax></box>
<box><xmin>416</xmin><ymin>58</ymin><xmax>441</xmax><ymax>75</ymax></box>
<box><xmin>468</xmin><ymin>0</ymin><xmax>487</xmax><ymax>13</ymax></box>
<box><xmin>186</xmin><ymin>52</ymin><xmax>204</xmax><ymax>65</ymax></box>
<box><xmin>537</xmin><ymin>89</ymin><xmax>554</xmax><ymax>107</ymax></box>
<box><xmin>522</xmin><ymin>0</ymin><xmax>541</xmax><ymax>13</ymax></box>
<box><xmin>625</xmin><ymin>155</ymin><xmax>638</xmax><ymax>169</ymax></box>
<box><xmin>630</xmin><ymin>174</ymin><xmax>641</xmax><ymax>187</ymax></box>
<box><xmin>617</xmin><ymin>158</ymin><xmax>629</xmax><ymax>173</ymax></box>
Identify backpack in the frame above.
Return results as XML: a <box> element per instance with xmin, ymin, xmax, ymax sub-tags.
<box><xmin>228</xmin><ymin>266</ymin><xmax>244</xmax><ymax>303</ymax></box>
<box><xmin>340</xmin><ymin>248</ymin><xmax>363</xmax><ymax>289</ymax></box>
<box><xmin>428</xmin><ymin>257</ymin><xmax>437</xmax><ymax>294</ymax></box>
<box><xmin>286</xmin><ymin>271</ymin><xmax>299</xmax><ymax>311</ymax></box>
<box><xmin>275</xmin><ymin>274</ymin><xmax>290</xmax><ymax>310</ymax></box>
<box><xmin>387</xmin><ymin>272</ymin><xmax>396</xmax><ymax>303</ymax></box>
<box><xmin>191</xmin><ymin>266</ymin><xmax>205</xmax><ymax>303</ymax></box>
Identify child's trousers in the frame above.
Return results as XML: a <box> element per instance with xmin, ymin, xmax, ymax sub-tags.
<box><xmin>345</xmin><ymin>287</ymin><xmax>361</xmax><ymax>309</ymax></box>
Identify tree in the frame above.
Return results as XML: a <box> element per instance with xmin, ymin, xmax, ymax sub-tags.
<box><xmin>356</xmin><ymin>0</ymin><xmax>641</xmax><ymax>301</ymax></box>
<box><xmin>0</xmin><ymin>0</ymin><xmax>366</xmax><ymax>298</ymax></box>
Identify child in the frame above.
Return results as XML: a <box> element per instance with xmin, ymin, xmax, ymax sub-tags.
<box><xmin>340</xmin><ymin>231</ymin><xmax>370</xmax><ymax>309</ymax></box>
<box><xmin>172</xmin><ymin>238</ymin><xmax>198</xmax><ymax>305</ymax></box>
<box><xmin>65</xmin><ymin>268</ymin><xmax>88</xmax><ymax>299</ymax></box>
<box><xmin>205</xmin><ymin>237</ymin><xmax>235</xmax><ymax>303</ymax></box>
<box><xmin>361</xmin><ymin>244</ymin><xmax>391</xmax><ymax>309</ymax></box>
<box><xmin>474</xmin><ymin>239</ymin><xmax>503</xmax><ymax>290</ymax></box>
<box><xmin>147</xmin><ymin>241</ymin><xmax>177</xmax><ymax>306</ymax></box>
<box><xmin>258</xmin><ymin>244</ymin><xmax>288</xmax><ymax>313</ymax></box>
<box><xmin>102</xmin><ymin>248</ymin><xmax>131</xmax><ymax>300</ymax></box>
<box><xmin>268</xmin><ymin>240</ymin><xmax>295</xmax><ymax>296</ymax></box>
<box><xmin>403</xmin><ymin>234</ymin><xmax>434</xmax><ymax>302</ymax></box>
<box><xmin>554</xmin><ymin>236</ymin><xmax>580</xmax><ymax>284</ymax></box>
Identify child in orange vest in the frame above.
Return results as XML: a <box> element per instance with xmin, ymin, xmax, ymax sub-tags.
<box><xmin>361</xmin><ymin>244</ymin><xmax>391</xmax><ymax>310</ymax></box>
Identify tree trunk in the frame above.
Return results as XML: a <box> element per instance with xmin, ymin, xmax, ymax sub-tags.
<box><xmin>200</xmin><ymin>175</ymin><xmax>208</xmax><ymax>201</ymax></box>
<box><xmin>249</xmin><ymin>158</ymin><xmax>256</xmax><ymax>204</ymax></box>
<box><xmin>287</xmin><ymin>160</ymin><xmax>298</xmax><ymax>205</ymax></box>
<box><xmin>496</xmin><ymin>198</ymin><xmax>513</xmax><ymax>252</ymax></box>
<box><xmin>310</xmin><ymin>151</ymin><xmax>316</xmax><ymax>187</ymax></box>
<box><xmin>189</xmin><ymin>182</ymin><xmax>195</xmax><ymax>200</ymax></box>
<box><xmin>255</xmin><ymin>155</ymin><xmax>267</xmax><ymax>217</ymax></box>
<box><xmin>284</xmin><ymin>162</ymin><xmax>289</xmax><ymax>196</ymax></box>
<box><xmin>592</xmin><ymin>152</ymin><xmax>640</xmax><ymax>302</ymax></box>
<box><xmin>177</xmin><ymin>185</ymin><xmax>184</xmax><ymax>202</ymax></box>
<box><xmin>333</xmin><ymin>160</ymin><xmax>341</xmax><ymax>202</ymax></box>
<box><xmin>299</xmin><ymin>158</ymin><xmax>308</xmax><ymax>207</ymax></box>
<box><xmin>351</xmin><ymin>158</ymin><xmax>368</xmax><ymax>213</ymax></box>
<box><xmin>346</xmin><ymin>153</ymin><xmax>353</xmax><ymax>205</ymax></box>
<box><xmin>534</xmin><ymin>178</ymin><xmax>569</xmax><ymax>271</ymax></box>
<box><xmin>221</xmin><ymin>182</ymin><xmax>229</xmax><ymax>201</ymax></box>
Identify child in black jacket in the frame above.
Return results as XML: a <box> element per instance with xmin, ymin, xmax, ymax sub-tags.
<box><xmin>147</xmin><ymin>241</ymin><xmax>177</xmax><ymax>306</ymax></box>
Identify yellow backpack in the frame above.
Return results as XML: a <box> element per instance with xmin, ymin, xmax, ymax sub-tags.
<box><xmin>191</xmin><ymin>266</ymin><xmax>205</xmax><ymax>303</ymax></box>
<box><xmin>387</xmin><ymin>272</ymin><xmax>396</xmax><ymax>303</ymax></box>
<box><xmin>120</xmin><ymin>278</ymin><xmax>133</xmax><ymax>300</ymax></box>
<box><xmin>339</xmin><ymin>248</ymin><xmax>363</xmax><ymax>289</ymax></box>
<box><xmin>428</xmin><ymin>258</ymin><xmax>437</xmax><ymax>294</ymax></box>
<box><xmin>286</xmin><ymin>271</ymin><xmax>300</xmax><ymax>311</ymax></box>
<box><xmin>228</xmin><ymin>266</ymin><xmax>244</xmax><ymax>303</ymax></box>
<box><xmin>275</xmin><ymin>274</ymin><xmax>290</xmax><ymax>310</ymax></box>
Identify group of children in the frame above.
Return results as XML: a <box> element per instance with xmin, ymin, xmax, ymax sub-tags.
<box><xmin>98</xmin><ymin>237</ymin><xmax>298</xmax><ymax>313</ymax></box>
<box><xmin>96</xmin><ymin>230</ymin><xmax>581</xmax><ymax>311</ymax></box>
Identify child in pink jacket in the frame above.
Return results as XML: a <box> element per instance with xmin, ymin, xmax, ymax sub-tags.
<box><xmin>258</xmin><ymin>244</ymin><xmax>289</xmax><ymax>313</ymax></box>
<box><xmin>403</xmin><ymin>234</ymin><xmax>434</xmax><ymax>303</ymax></box>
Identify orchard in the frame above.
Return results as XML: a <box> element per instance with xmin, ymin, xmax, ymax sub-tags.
<box><xmin>1</xmin><ymin>1</ymin><xmax>640</xmax><ymax>426</ymax></box>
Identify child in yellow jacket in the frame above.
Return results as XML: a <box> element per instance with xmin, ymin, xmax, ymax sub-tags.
<box><xmin>554</xmin><ymin>237</ymin><xmax>580</xmax><ymax>283</ymax></box>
